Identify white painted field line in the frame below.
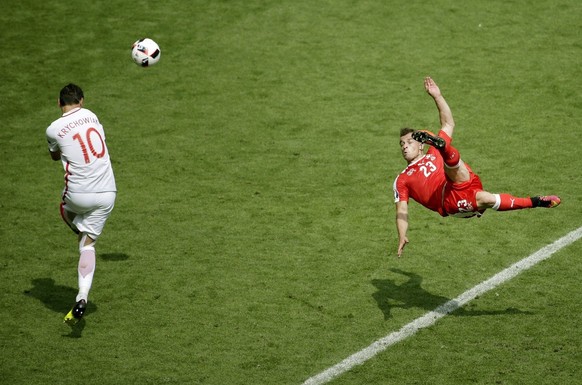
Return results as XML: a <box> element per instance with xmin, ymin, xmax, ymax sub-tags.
<box><xmin>302</xmin><ymin>226</ymin><xmax>582</xmax><ymax>385</ymax></box>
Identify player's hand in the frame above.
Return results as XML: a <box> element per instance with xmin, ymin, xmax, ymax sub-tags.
<box><xmin>424</xmin><ymin>76</ymin><xmax>441</xmax><ymax>98</ymax></box>
<box><xmin>397</xmin><ymin>237</ymin><xmax>409</xmax><ymax>257</ymax></box>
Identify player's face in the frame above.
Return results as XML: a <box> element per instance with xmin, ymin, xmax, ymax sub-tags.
<box><xmin>400</xmin><ymin>133</ymin><xmax>423</xmax><ymax>163</ymax></box>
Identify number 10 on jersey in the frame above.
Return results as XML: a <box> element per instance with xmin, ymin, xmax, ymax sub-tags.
<box><xmin>73</xmin><ymin>127</ymin><xmax>106</xmax><ymax>164</ymax></box>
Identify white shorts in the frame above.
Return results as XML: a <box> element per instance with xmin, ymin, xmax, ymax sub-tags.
<box><xmin>61</xmin><ymin>191</ymin><xmax>116</xmax><ymax>240</ymax></box>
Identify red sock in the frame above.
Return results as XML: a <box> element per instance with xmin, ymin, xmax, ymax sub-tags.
<box><xmin>494</xmin><ymin>193</ymin><xmax>533</xmax><ymax>211</ymax></box>
<box><xmin>441</xmin><ymin>143</ymin><xmax>460</xmax><ymax>168</ymax></box>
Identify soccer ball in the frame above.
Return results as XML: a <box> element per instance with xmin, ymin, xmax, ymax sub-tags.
<box><xmin>131</xmin><ymin>38</ymin><xmax>161</xmax><ymax>67</ymax></box>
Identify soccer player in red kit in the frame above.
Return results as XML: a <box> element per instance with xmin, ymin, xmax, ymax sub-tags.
<box><xmin>393</xmin><ymin>77</ymin><xmax>560</xmax><ymax>257</ymax></box>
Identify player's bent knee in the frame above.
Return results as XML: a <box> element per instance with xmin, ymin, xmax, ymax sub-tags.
<box><xmin>476</xmin><ymin>191</ymin><xmax>497</xmax><ymax>209</ymax></box>
<box><xmin>79</xmin><ymin>233</ymin><xmax>97</xmax><ymax>250</ymax></box>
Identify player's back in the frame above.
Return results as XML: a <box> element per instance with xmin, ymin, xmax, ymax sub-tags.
<box><xmin>46</xmin><ymin>108</ymin><xmax>116</xmax><ymax>193</ymax></box>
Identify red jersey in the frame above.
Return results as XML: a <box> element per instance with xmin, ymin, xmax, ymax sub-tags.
<box><xmin>393</xmin><ymin>147</ymin><xmax>446</xmax><ymax>215</ymax></box>
<box><xmin>393</xmin><ymin>142</ymin><xmax>485</xmax><ymax>218</ymax></box>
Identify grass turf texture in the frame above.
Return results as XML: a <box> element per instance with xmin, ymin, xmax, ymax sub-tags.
<box><xmin>1</xmin><ymin>0</ymin><xmax>581</xmax><ymax>384</ymax></box>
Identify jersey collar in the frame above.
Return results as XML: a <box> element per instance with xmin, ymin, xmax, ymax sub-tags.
<box><xmin>407</xmin><ymin>153</ymin><xmax>427</xmax><ymax>168</ymax></box>
<box><xmin>62</xmin><ymin>107</ymin><xmax>82</xmax><ymax>117</ymax></box>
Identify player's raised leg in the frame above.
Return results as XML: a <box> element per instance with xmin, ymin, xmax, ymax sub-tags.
<box><xmin>412</xmin><ymin>130</ymin><xmax>460</xmax><ymax>167</ymax></box>
<box><xmin>412</xmin><ymin>130</ymin><xmax>470</xmax><ymax>183</ymax></box>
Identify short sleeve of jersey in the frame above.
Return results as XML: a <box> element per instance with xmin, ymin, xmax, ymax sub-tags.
<box><xmin>393</xmin><ymin>174</ymin><xmax>409</xmax><ymax>203</ymax></box>
<box><xmin>46</xmin><ymin>127</ymin><xmax>59</xmax><ymax>153</ymax></box>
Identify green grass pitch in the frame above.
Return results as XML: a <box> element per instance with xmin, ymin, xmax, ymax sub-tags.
<box><xmin>1</xmin><ymin>1</ymin><xmax>582</xmax><ymax>384</ymax></box>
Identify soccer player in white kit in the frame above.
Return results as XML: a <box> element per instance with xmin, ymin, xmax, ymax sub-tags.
<box><xmin>46</xmin><ymin>84</ymin><xmax>116</xmax><ymax>325</ymax></box>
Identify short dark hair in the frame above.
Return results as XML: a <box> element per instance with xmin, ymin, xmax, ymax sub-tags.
<box><xmin>399</xmin><ymin>127</ymin><xmax>415</xmax><ymax>137</ymax></box>
<box><xmin>59</xmin><ymin>83</ymin><xmax>84</xmax><ymax>106</ymax></box>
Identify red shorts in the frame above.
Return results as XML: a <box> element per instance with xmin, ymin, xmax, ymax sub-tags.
<box><xmin>442</xmin><ymin>170</ymin><xmax>484</xmax><ymax>218</ymax></box>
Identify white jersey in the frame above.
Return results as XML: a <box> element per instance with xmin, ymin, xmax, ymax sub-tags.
<box><xmin>46</xmin><ymin>107</ymin><xmax>116</xmax><ymax>194</ymax></box>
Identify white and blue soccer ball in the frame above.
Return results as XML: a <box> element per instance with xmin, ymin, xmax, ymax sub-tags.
<box><xmin>131</xmin><ymin>38</ymin><xmax>161</xmax><ymax>67</ymax></box>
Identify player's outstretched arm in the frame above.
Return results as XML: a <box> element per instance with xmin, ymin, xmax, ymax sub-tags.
<box><xmin>395</xmin><ymin>201</ymin><xmax>409</xmax><ymax>257</ymax></box>
<box><xmin>424</xmin><ymin>76</ymin><xmax>454</xmax><ymax>138</ymax></box>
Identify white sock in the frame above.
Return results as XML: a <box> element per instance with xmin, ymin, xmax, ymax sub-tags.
<box><xmin>492</xmin><ymin>194</ymin><xmax>501</xmax><ymax>210</ymax></box>
<box><xmin>77</xmin><ymin>246</ymin><xmax>96</xmax><ymax>302</ymax></box>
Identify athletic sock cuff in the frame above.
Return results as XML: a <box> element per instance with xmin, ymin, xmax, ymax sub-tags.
<box><xmin>492</xmin><ymin>194</ymin><xmax>501</xmax><ymax>210</ymax></box>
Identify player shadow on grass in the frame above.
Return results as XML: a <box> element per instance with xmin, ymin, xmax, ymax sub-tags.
<box><xmin>100</xmin><ymin>252</ymin><xmax>129</xmax><ymax>261</ymax></box>
<box><xmin>23</xmin><ymin>278</ymin><xmax>96</xmax><ymax>337</ymax></box>
<box><xmin>372</xmin><ymin>269</ymin><xmax>533</xmax><ymax>320</ymax></box>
